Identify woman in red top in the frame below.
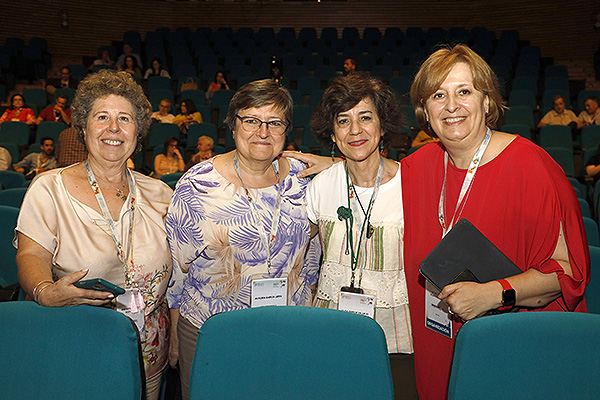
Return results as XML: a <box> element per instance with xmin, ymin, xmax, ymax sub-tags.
<box><xmin>403</xmin><ymin>44</ymin><xmax>590</xmax><ymax>400</ymax></box>
<box><xmin>0</xmin><ymin>93</ymin><xmax>36</xmax><ymax>125</ymax></box>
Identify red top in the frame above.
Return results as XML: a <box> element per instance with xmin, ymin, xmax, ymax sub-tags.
<box><xmin>401</xmin><ymin>135</ymin><xmax>590</xmax><ymax>400</ymax></box>
<box><xmin>1</xmin><ymin>108</ymin><xmax>35</xmax><ymax>123</ymax></box>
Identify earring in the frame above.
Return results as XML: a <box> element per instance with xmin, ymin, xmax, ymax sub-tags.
<box><xmin>379</xmin><ymin>140</ymin><xmax>384</xmax><ymax>152</ymax></box>
<box><xmin>331</xmin><ymin>143</ymin><xmax>336</xmax><ymax>161</ymax></box>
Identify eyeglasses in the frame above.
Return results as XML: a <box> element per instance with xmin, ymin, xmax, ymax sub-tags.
<box><xmin>236</xmin><ymin>115</ymin><xmax>289</xmax><ymax>135</ymax></box>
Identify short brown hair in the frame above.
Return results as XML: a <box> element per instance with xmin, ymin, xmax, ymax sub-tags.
<box><xmin>71</xmin><ymin>69</ymin><xmax>152</xmax><ymax>153</ymax></box>
<box><xmin>225</xmin><ymin>79</ymin><xmax>293</xmax><ymax>134</ymax></box>
<box><xmin>410</xmin><ymin>44</ymin><xmax>506</xmax><ymax>134</ymax></box>
<box><xmin>311</xmin><ymin>72</ymin><xmax>403</xmax><ymax>149</ymax></box>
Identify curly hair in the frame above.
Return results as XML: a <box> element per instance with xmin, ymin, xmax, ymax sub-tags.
<box><xmin>71</xmin><ymin>69</ymin><xmax>152</xmax><ymax>153</ymax></box>
<box><xmin>225</xmin><ymin>79</ymin><xmax>293</xmax><ymax>134</ymax></box>
<box><xmin>410</xmin><ymin>44</ymin><xmax>507</xmax><ymax>135</ymax></box>
<box><xmin>310</xmin><ymin>72</ymin><xmax>403</xmax><ymax>150</ymax></box>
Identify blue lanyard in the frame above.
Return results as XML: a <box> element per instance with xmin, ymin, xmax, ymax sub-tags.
<box><xmin>233</xmin><ymin>152</ymin><xmax>282</xmax><ymax>274</ymax></box>
<box><xmin>84</xmin><ymin>160</ymin><xmax>137</xmax><ymax>287</ymax></box>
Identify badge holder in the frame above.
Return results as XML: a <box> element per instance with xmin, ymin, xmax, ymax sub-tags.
<box><xmin>251</xmin><ymin>273</ymin><xmax>288</xmax><ymax>308</ymax></box>
<box><xmin>424</xmin><ymin>280</ymin><xmax>452</xmax><ymax>339</ymax></box>
<box><xmin>338</xmin><ymin>286</ymin><xmax>376</xmax><ymax>319</ymax></box>
<box><xmin>115</xmin><ymin>287</ymin><xmax>146</xmax><ymax>341</ymax></box>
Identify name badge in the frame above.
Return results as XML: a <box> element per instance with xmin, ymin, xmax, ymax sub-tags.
<box><xmin>338</xmin><ymin>290</ymin><xmax>376</xmax><ymax>319</ymax></box>
<box><xmin>116</xmin><ymin>288</ymin><xmax>146</xmax><ymax>341</ymax></box>
<box><xmin>251</xmin><ymin>278</ymin><xmax>288</xmax><ymax>308</ymax></box>
<box><xmin>425</xmin><ymin>280</ymin><xmax>452</xmax><ymax>339</ymax></box>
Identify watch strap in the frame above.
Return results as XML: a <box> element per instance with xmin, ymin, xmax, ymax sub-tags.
<box><xmin>498</xmin><ymin>278</ymin><xmax>515</xmax><ymax>311</ymax></box>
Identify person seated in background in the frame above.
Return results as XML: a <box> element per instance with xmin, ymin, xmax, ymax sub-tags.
<box><xmin>579</xmin><ymin>96</ymin><xmax>600</xmax><ymax>126</ymax></box>
<box><xmin>55</xmin><ymin>127</ymin><xmax>87</xmax><ymax>168</ymax></box>
<box><xmin>35</xmin><ymin>94</ymin><xmax>71</xmax><ymax>125</ymax></box>
<box><xmin>411</xmin><ymin>129</ymin><xmax>440</xmax><ymax>148</ymax></box>
<box><xmin>118</xmin><ymin>56</ymin><xmax>142</xmax><ymax>80</ymax></box>
<box><xmin>206</xmin><ymin>71</ymin><xmax>230</xmax><ymax>100</ymax></box>
<box><xmin>144</xmin><ymin>58</ymin><xmax>170</xmax><ymax>80</ymax></box>
<box><xmin>0</xmin><ymin>94</ymin><xmax>36</xmax><ymax>126</ymax></box>
<box><xmin>115</xmin><ymin>43</ymin><xmax>143</xmax><ymax>70</ymax></box>
<box><xmin>585</xmin><ymin>143</ymin><xmax>600</xmax><ymax>182</ymax></box>
<box><xmin>343</xmin><ymin>57</ymin><xmax>358</xmax><ymax>76</ymax></box>
<box><xmin>151</xmin><ymin>99</ymin><xmax>175</xmax><ymax>124</ymax></box>
<box><xmin>538</xmin><ymin>95</ymin><xmax>583</xmax><ymax>131</ymax></box>
<box><xmin>285</xmin><ymin>141</ymin><xmax>299</xmax><ymax>151</ymax></box>
<box><xmin>154</xmin><ymin>137</ymin><xmax>184</xmax><ymax>178</ymax></box>
<box><xmin>89</xmin><ymin>48</ymin><xmax>114</xmax><ymax>71</ymax></box>
<box><xmin>173</xmin><ymin>99</ymin><xmax>203</xmax><ymax>136</ymax></box>
<box><xmin>185</xmin><ymin>135</ymin><xmax>215</xmax><ymax>171</ymax></box>
<box><xmin>14</xmin><ymin>136</ymin><xmax>57</xmax><ymax>179</ymax></box>
<box><xmin>44</xmin><ymin>66</ymin><xmax>79</xmax><ymax>96</ymax></box>
<box><xmin>0</xmin><ymin>146</ymin><xmax>11</xmax><ymax>170</ymax></box>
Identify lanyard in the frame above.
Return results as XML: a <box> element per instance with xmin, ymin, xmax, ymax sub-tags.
<box><xmin>342</xmin><ymin>156</ymin><xmax>384</xmax><ymax>288</ymax></box>
<box><xmin>438</xmin><ymin>128</ymin><xmax>491</xmax><ymax>237</ymax></box>
<box><xmin>233</xmin><ymin>152</ymin><xmax>282</xmax><ymax>274</ymax></box>
<box><xmin>84</xmin><ymin>160</ymin><xmax>137</xmax><ymax>287</ymax></box>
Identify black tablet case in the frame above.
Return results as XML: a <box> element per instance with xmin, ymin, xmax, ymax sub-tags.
<box><xmin>419</xmin><ymin>218</ymin><xmax>522</xmax><ymax>291</ymax></box>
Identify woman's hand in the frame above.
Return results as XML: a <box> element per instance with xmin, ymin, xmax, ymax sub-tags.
<box><xmin>438</xmin><ymin>281</ymin><xmax>501</xmax><ymax>321</ymax></box>
<box><xmin>37</xmin><ymin>269</ymin><xmax>115</xmax><ymax>307</ymax></box>
<box><xmin>281</xmin><ymin>151</ymin><xmax>337</xmax><ymax>178</ymax></box>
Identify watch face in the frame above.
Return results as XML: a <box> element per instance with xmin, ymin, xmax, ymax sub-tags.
<box><xmin>503</xmin><ymin>289</ymin><xmax>516</xmax><ymax>307</ymax></box>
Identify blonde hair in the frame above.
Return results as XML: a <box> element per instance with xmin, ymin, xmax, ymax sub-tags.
<box><xmin>410</xmin><ymin>44</ymin><xmax>506</xmax><ymax>134</ymax></box>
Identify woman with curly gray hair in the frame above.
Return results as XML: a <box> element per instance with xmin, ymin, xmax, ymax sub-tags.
<box><xmin>15</xmin><ymin>69</ymin><xmax>173</xmax><ymax>400</ymax></box>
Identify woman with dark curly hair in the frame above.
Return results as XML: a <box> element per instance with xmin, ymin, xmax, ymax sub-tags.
<box><xmin>305</xmin><ymin>73</ymin><xmax>417</xmax><ymax>397</ymax></box>
<box><xmin>0</xmin><ymin>93</ymin><xmax>36</xmax><ymax>125</ymax></box>
<box><xmin>15</xmin><ymin>69</ymin><xmax>173</xmax><ymax>400</ymax></box>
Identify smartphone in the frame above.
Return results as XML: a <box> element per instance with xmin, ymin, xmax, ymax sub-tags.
<box><xmin>74</xmin><ymin>278</ymin><xmax>125</xmax><ymax>296</ymax></box>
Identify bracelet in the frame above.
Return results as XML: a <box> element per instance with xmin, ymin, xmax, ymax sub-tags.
<box><xmin>32</xmin><ymin>279</ymin><xmax>54</xmax><ymax>299</ymax></box>
<box><xmin>34</xmin><ymin>282</ymin><xmax>54</xmax><ymax>304</ymax></box>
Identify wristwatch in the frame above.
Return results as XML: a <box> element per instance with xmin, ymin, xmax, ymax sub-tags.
<box><xmin>498</xmin><ymin>279</ymin><xmax>516</xmax><ymax>311</ymax></box>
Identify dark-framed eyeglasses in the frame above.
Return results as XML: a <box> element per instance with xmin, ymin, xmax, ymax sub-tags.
<box><xmin>236</xmin><ymin>114</ymin><xmax>289</xmax><ymax>135</ymax></box>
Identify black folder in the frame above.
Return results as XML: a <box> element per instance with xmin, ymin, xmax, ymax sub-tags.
<box><xmin>419</xmin><ymin>218</ymin><xmax>522</xmax><ymax>291</ymax></box>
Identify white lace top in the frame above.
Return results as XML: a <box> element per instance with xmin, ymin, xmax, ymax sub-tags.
<box><xmin>307</xmin><ymin>161</ymin><xmax>412</xmax><ymax>354</ymax></box>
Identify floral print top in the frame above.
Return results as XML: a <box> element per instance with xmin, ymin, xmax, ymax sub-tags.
<box><xmin>166</xmin><ymin>157</ymin><xmax>320</xmax><ymax>328</ymax></box>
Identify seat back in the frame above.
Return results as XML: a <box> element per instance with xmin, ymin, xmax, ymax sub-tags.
<box><xmin>0</xmin><ymin>121</ymin><xmax>29</xmax><ymax>145</ymax></box>
<box><xmin>448</xmin><ymin>312</ymin><xmax>600</xmax><ymax>400</ymax></box>
<box><xmin>189</xmin><ymin>306</ymin><xmax>393</xmax><ymax>400</ymax></box>
<box><xmin>586</xmin><ymin>246</ymin><xmax>600</xmax><ymax>314</ymax></box>
<box><xmin>0</xmin><ymin>171</ymin><xmax>26</xmax><ymax>189</ymax></box>
<box><xmin>148</xmin><ymin>123</ymin><xmax>180</xmax><ymax>149</ymax></box>
<box><xmin>539</xmin><ymin>125</ymin><xmax>573</xmax><ymax>150</ymax></box>
<box><xmin>0</xmin><ymin>187</ymin><xmax>27</xmax><ymax>209</ymax></box>
<box><xmin>0</xmin><ymin>302</ymin><xmax>142</xmax><ymax>400</ymax></box>
<box><xmin>0</xmin><ymin>205</ymin><xmax>19</xmax><ymax>287</ymax></box>
<box><xmin>544</xmin><ymin>147</ymin><xmax>575</xmax><ymax>177</ymax></box>
<box><xmin>583</xmin><ymin>216</ymin><xmax>600</xmax><ymax>247</ymax></box>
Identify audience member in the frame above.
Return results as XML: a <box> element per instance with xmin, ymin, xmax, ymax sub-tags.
<box><xmin>151</xmin><ymin>99</ymin><xmax>175</xmax><ymax>124</ymax></box>
<box><xmin>144</xmin><ymin>58</ymin><xmax>170</xmax><ymax>80</ymax></box>
<box><xmin>115</xmin><ymin>43</ymin><xmax>143</xmax><ymax>70</ymax></box>
<box><xmin>119</xmin><ymin>55</ymin><xmax>142</xmax><ymax>80</ymax></box>
<box><xmin>343</xmin><ymin>57</ymin><xmax>358</xmax><ymax>75</ymax></box>
<box><xmin>206</xmin><ymin>71</ymin><xmax>230</xmax><ymax>99</ymax></box>
<box><xmin>35</xmin><ymin>94</ymin><xmax>71</xmax><ymax>125</ymax></box>
<box><xmin>14</xmin><ymin>136</ymin><xmax>57</xmax><ymax>179</ymax></box>
<box><xmin>185</xmin><ymin>135</ymin><xmax>215</xmax><ymax>170</ymax></box>
<box><xmin>89</xmin><ymin>48</ymin><xmax>114</xmax><ymax>71</ymax></box>
<box><xmin>411</xmin><ymin>130</ymin><xmax>440</xmax><ymax>148</ymax></box>
<box><xmin>538</xmin><ymin>95</ymin><xmax>583</xmax><ymax>130</ymax></box>
<box><xmin>154</xmin><ymin>137</ymin><xmax>184</xmax><ymax>178</ymax></box>
<box><xmin>285</xmin><ymin>141</ymin><xmax>299</xmax><ymax>151</ymax></box>
<box><xmin>45</xmin><ymin>66</ymin><xmax>79</xmax><ymax>96</ymax></box>
<box><xmin>55</xmin><ymin>126</ymin><xmax>87</xmax><ymax>167</ymax></box>
<box><xmin>579</xmin><ymin>96</ymin><xmax>600</xmax><ymax>126</ymax></box>
<box><xmin>0</xmin><ymin>94</ymin><xmax>36</xmax><ymax>125</ymax></box>
<box><xmin>0</xmin><ymin>146</ymin><xmax>11</xmax><ymax>170</ymax></box>
<box><xmin>173</xmin><ymin>99</ymin><xmax>203</xmax><ymax>136</ymax></box>
<box><xmin>585</xmin><ymin>143</ymin><xmax>600</xmax><ymax>182</ymax></box>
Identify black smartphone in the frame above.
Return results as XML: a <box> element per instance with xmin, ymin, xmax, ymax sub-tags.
<box><xmin>74</xmin><ymin>278</ymin><xmax>125</xmax><ymax>296</ymax></box>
